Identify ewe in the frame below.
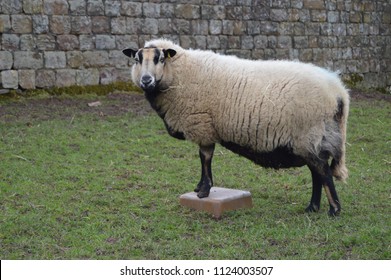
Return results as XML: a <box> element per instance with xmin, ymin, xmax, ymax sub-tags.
<box><xmin>123</xmin><ymin>39</ymin><xmax>349</xmax><ymax>216</ymax></box>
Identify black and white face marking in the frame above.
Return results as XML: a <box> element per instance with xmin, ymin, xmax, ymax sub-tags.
<box><xmin>123</xmin><ymin>47</ymin><xmax>176</xmax><ymax>92</ymax></box>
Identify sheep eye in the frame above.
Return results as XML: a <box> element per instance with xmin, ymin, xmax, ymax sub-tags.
<box><xmin>160</xmin><ymin>58</ymin><xmax>165</xmax><ymax>63</ymax></box>
<box><xmin>134</xmin><ymin>57</ymin><xmax>139</xmax><ymax>63</ymax></box>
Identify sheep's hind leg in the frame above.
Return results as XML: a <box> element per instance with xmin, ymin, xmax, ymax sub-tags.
<box><xmin>305</xmin><ymin>167</ymin><xmax>323</xmax><ymax>213</ymax></box>
<box><xmin>195</xmin><ymin>144</ymin><xmax>215</xmax><ymax>198</ymax></box>
<box><xmin>323</xmin><ymin>174</ymin><xmax>341</xmax><ymax>217</ymax></box>
<box><xmin>307</xmin><ymin>161</ymin><xmax>341</xmax><ymax>216</ymax></box>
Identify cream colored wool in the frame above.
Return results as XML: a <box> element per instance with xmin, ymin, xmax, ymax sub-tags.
<box><xmin>135</xmin><ymin>39</ymin><xmax>349</xmax><ymax>181</ymax></box>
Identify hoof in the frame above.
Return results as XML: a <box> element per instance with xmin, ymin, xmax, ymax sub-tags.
<box><xmin>305</xmin><ymin>204</ymin><xmax>320</xmax><ymax>213</ymax></box>
<box><xmin>197</xmin><ymin>190</ymin><xmax>210</xmax><ymax>198</ymax></box>
<box><xmin>328</xmin><ymin>207</ymin><xmax>341</xmax><ymax>217</ymax></box>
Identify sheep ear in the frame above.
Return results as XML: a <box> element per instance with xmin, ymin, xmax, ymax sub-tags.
<box><xmin>163</xmin><ymin>49</ymin><xmax>177</xmax><ymax>59</ymax></box>
<box><xmin>122</xmin><ymin>48</ymin><xmax>138</xmax><ymax>58</ymax></box>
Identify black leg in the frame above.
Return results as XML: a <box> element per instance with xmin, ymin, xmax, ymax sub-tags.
<box><xmin>306</xmin><ymin>160</ymin><xmax>341</xmax><ymax>216</ymax></box>
<box><xmin>305</xmin><ymin>167</ymin><xmax>323</xmax><ymax>213</ymax></box>
<box><xmin>322</xmin><ymin>168</ymin><xmax>341</xmax><ymax>216</ymax></box>
<box><xmin>195</xmin><ymin>144</ymin><xmax>215</xmax><ymax>198</ymax></box>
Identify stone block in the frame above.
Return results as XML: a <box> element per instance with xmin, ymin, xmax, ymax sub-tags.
<box><xmin>328</xmin><ymin>11</ymin><xmax>340</xmax><ymax>23</ymax></box>
<box><xmin>20</xmin><ymin>35</ymin><xmax>37</xmax><ymax>50</ymax></box>
<box><xmin>50</xmin><ymin>15</ymin><xmax>71</xmax><ymax>34</ymax></box>
<box><xmin>69</xmin><ymin>0</ymin><xmax>86</xmax><ymax>15</ymax></box>
<box><xmin>18</xmin><ymin>70</ymin><xmax>36</xmax><ymax>89</ymax></box>
<box><xmin>143</xmin><ymin>3</ymin><xmax>160</xmax><ymax>18</ymax></box>
<box><xmin>157</xmin><ymin>18</ymin><xmax>173</xmax><ymax>34</ymax></box>
<box><xmin>32</xmin><ymin>15</ymin><xmax>49</xmax><ymax>34</ymax></box>
<box><xmin>11</xmin><ymin>15</ymin><xmax>32</xmax><ymax>34</ymax></box>
<box><xmin>160</xmin><ymin>3</ymin><xmax>175</xmax><ymax>18</ymax></box>
<box><xmin>311</xmin><ymin>10</ymin><xmax>327</xmax><ymax>22</ymax></box>
<box><xmin>201</xmin><ymin>5</ymin><xmax>225</xmax><ymax>20</ymax></box>
<box><xmin>83</xmin><ymin>51</ymin><xmax>109</xmax><ymax>67</ymax></box>
<box><xmin>207</xmin><ymin>36</ymin><xmax>220</xmax><ymax>49</ymax></box>
<box><xmin>254</xmin><ymin>35</ymin><xmax>268</xmax><ymax>48</ymax></box>
<box><xmin>57</xmin><ymin>35</ymin><xmax>79</xmax><ymax>51</ymax></box>
<box><xmin>226</xmin><ymin>6</ymin><xmax>243</xmax><ymax>20</ymax></box>
<box><xmin>305</xmin><ymin>22</ymin><xmax>320</xmax><ymax>35</ymax></box>
<box><xmin>0</xmin><ymin>51</ymin><xmax>13</xmax><ymax>70</ymax></box>
<box><xmin>126</xmin><ymin>18</ymin><xmax>142</xmax><ymax>34</ymax></box>
<box><xmin>121</xmin><ymin>2</ymin><xmax>142</xmax><ymax>17</ymax></box>
<box><xmin>76</xmin><ymin>69</ymin><xmax>99</xmax><ymax>86</ymax></box>
<box><xmin>1</xmin><ymin>0</ymin><xmax>23</xmax><ymax>14</ymax></box>
<box><xmin>66</xmin><ymin>51</ymin><xmax>84</xmax><ymax>68</ymax></box>
<box><xmin>116</xmin><ymin>69</ymin><xmax>132</xmax><ymax>83</ymax></box>
<box><xmin>79</xmin><ymin>35</ymin><xmax>95</xmax><ymax>50</ymax></box>
<box><xmin>43</xmin><ymin>0</ymin><xmax>69</xmax><ymax>15</ymax></box>
<box><xmin>55</xmin><ymin>69</ymin><xmax>76</xmax><ymax>87</ymax></box>
<box><xmin>179</xmin><ymin>187</ymin><xmax>253</xmax><ymax>218</ymax></box>
<box><xmin>175</xmin><ymin>4</ymin><xmax>201</xmax><ymax>19</ymax></box>
<box><xmin>96</xmin><ymin>35</ymin><xmax>116</xmax><ymax>50</ymax></box>
<box><xmin>105</xmin><ymin>1</ymin><xmax>121</xmax><ymax>16</ymax></box>
<box><xmin>115</xmin><ymin>35</ymin><xmax>138</xmax><ymax>51</ymax></box>
<box><xmin>227</xmin><ymin>36</ymin><xmax>241</xmax><ymax>49</ymax></box>
<box><xmin>247</xmin><ymin>21</ymin><xmax>261</xmax><ymax>35</ymax></box>
<box><xmin>277</xmin><ymin>35</ymin><xmax>292</xmax><ymax>48</ymax></box>
<box><xmin>259</xmin><ymin>21</ymin><xmax>278</xmax><ymax>35</ymax></box>
<box><xmin>92</xmin><ymin>16</ymin><xmax>110</xmax><ymax>33</ymax></box>
<box><xmin>0</xmin><ymin>15</ymin><xmax>11</xmax><ymax>33</ymax></box>
<box><xmin>109</xmin><ymin>50</ymin><xmax>129</xmax><ymax>68</ymax></box>
<box><xmin>291</xmin><ymin>0</ymin><xmax>303</xmax><ymax>9</ymax></box>
<box><xmin>36</xmin><ymin>34</ymin><xmax>56</xmax><ymax>50</ymax></box>
<box><xmin>143</xmin><ymin>18</ymin><xmax>159</xmax><ymax>35</ymax></box>
<box><xmin>194</xmin><ymin>35</ymin><xmax>207</xmax><ymax>49</ymax></box>
<box><xmin>71</xmin><ymin>16</ymin><xmax>92</xmax><ymax>34</ymax></box>
<box><xmin>1</xmin><ymin>70</ymin><xmax>18</xmax><ymax>89</ymax></box>
<box><xmin>99</xmin><ymin>67</ymin><xmax>118</xmax><ymax>85</ymax></box>
<box><xmin>298</xmin><ymin>48</ymin><xmax>313</xmax><ymax>62</ymax></box>
<box><xmin>35</xmin><ymin>69</ymin><xmax>55</xmax><ymax>88</ymax></box>
<box><xmin>209</xmin><ymin>20</ymin><xmax>222</xmax><ymax>35</ymax></box>
<box><xmin>87</xmin><ymin>0</ymin><xmax>105</xmax><ymax>15</ymax></box>
<box><xmin>14</xmin><ymin>51</ymin><xmax>44</xmax><ymax>69</ymax></box>
<box><xmin>293</xmin><ymin>36</ymin><xmax>308</xmax><ymax>48</ymax></box>
<box><xmin>333</xmin><ymin>23</ymin><xmax>347</xmax><ymax>36</ymax></box>
<box><xmin>191</xmin><ymin>20</ymin><xmax>209</xmax><ymax>35</ymax></box>
<box><xmin>241</xmin><ymin>35</ymin><xmax>254</xmax><ymax>49</ymax></box>
<box><xmin>270</xmin><ymin>9</ymin><xmax>289</xmax><ymax>22</ymax></box>
<box><xmin>23</xmin><ymin>0</ymin><xmax>44</xmax><ymax>14</ymax></box>
<box><xmin>111</xmin><ymin>17</ymin><xmax>127</xmax><ymax>34</ymax></box>
<box><xmin>303</xmin><ymin>0</ymin><xmax>324</xmax><ymax>10</ymax></box>
<box><xmin>45</xmin><ymin>51</ymin><xmax>66</xmax><ymax>69</ymax></box>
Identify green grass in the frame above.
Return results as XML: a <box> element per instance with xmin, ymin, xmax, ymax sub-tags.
<box><xmin>0</xmin><ymin>93</ymin><xmax>390</xmax><ymax>259</ymax></box>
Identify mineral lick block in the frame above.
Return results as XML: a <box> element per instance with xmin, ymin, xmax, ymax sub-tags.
<box><xmin>179</xmin><ymin>187</ymin><xmax>253</xmax><ymax>218</ymax></box>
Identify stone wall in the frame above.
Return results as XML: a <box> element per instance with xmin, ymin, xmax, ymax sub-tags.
<box><xmin>0</xmin><ymin>0</ymin><xmax>390</xmax><ymax>91</ymax></box>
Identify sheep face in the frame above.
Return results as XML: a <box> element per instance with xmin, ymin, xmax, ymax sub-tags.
<box><xmin>123</xmin><ymin>47</ymin><xmax>176</xmax><ymax>92</ymax></box>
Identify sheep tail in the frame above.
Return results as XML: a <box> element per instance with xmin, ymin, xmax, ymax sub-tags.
<box><xmin>331</xmin><ymin>95</ymin><xmax>349</xmax><ymax>182</ymax></box>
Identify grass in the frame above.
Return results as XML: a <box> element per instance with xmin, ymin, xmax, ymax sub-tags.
<box><xmin>0</xmin><ymin>91</ymin><xmax>390</xmax><ymax>259</ymax></box>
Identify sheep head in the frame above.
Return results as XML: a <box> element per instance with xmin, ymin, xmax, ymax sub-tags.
<box><xmin>123</xmin><ymin>47</ymin><xmax>177</xmax><ymax>93</ymax></box>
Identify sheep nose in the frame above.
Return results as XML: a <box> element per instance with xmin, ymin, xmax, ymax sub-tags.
<box><xmin>141</xmin><ymin>75</ymin><xmax>153</xmax><ymax>88</ymax></box>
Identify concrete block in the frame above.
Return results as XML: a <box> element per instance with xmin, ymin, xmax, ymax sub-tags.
<box><xmin>179</xmin><ymin>187</ymin><xmax>253</xmax><ymax>218</ymax></box>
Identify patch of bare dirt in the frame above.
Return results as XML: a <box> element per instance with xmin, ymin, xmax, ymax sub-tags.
<box><xmin>0</xmin><ymin>91</ymin><xmax>153</xmax><ymax>124</ymax></box>
<box><xmin>349</xmin><ymin>89</ymin><xmax>391</xmax><ymax>102</ymax></box>
<box><xmin>0</xmin><ymin>89</ymin><xmax>389</xmax><ymax>124</ymax></box>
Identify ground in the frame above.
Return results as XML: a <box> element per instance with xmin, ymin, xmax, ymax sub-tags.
<box><xmin>0</xmin><ymin>89</ymin><xmax>390</xmax><ymax>259</ymax></box>
<box><xmin>0</xmin><ymin>89</ymin><xmax>389</xmax><ymax>124</ymax></box>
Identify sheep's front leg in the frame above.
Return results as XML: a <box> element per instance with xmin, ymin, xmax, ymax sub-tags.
<box><xmin>195</xmin><ymin>144</ymin><xmax>215</xmax><ymax>198</ymax></box>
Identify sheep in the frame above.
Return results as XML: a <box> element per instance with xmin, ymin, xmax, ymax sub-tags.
<box><xmin>123</xmin><ymin>38</ymin><xmax>350</xmax><ymax>216</ymax></box>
